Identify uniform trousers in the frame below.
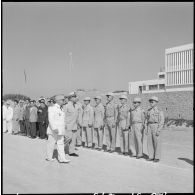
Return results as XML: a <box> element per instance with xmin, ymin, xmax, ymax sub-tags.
<box><xmin>25</xmin><ymin>120</ymin><xmax>30</xmax><ymax>136</ymax></box>
<box><xmin>129</xmin><ymin>123</ymin><xmax>143</xmax><ymax>157</ymax></box>
<box><xmin>38</xmin><ymin>122</ymin><xmax>47</xmax><ymax>139</ymax></box>
<box><xmin>76</xmin><ymin>126</ymin><xmax>82</xmax><ymax>146</ymax></box>
<box><xmin>147</xmin><ymin>123</ymin><xmax>162</xmax><ymax>160</ymax></box>
<box><xmin>105</xmin><ymin>123</ymin><xmax>116</xmax><ymax>151</ymax></box>
<box><xmin>46</xmin><ymin>134</ymin><xmax>67</xmax><ymax>161</ymax></box>
<box><xmin>82</xmin><ymin>127</ymin><xmax>93</xmax><ymax>147</ymax></box>
<box><xmin>93</xmin><ymin>127</ymin><xmax>104</xmax><ymax>149</ymax></box>
<box><xmin>119</xmin><ymin>127</ymin><xmax>129</xmax><ymax>153</ymax></box>
<box><xmin>7</xmin><ymin>120</ymin><xmax>13</xmax><ymax>134</ymax></box>
<box><xmin>19</xmin><ymin>120</ymin><xmax>25</xmax><ymax>134</ymax></box>
<box><xmin>66</xmin><ymin>130</ymin><xmax>77</xmax><ymax>154</ymax></box>
<box><xmin>12</xmin><ymin>119</ymin><xmax>20</xmax><ymax>134</ymax></box>
<box><xmin>30</xmin><ymin>122</ymin><xmax>37</xmax><ymax>138</ymax></box>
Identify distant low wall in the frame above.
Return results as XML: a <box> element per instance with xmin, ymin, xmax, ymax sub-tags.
<box><xmin>77</xmin><ymin>90</ymin><xmax>194</xmax><ymax>120</ymax></box>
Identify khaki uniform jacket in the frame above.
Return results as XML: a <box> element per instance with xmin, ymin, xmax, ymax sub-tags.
<box><xmin>6</xmin><ymin>106</ymin><xmax>13</xmax><ymax>121</ymax></box>
<box><xmin>93</xmin><ymin>103</ymin><xmax>104</xmax><ymax>128</ymax></box>
<box><xmin>145</xmin><ymin>106</ymin><xmax>164</xmax><ymax>131</ymax></box>
<box><xmin>130</xmin><ymin>106</ymin><xmax>145</xmax><ymax>125</ymax></box>
<box><xmin>47</xmin><ymin>103</ymin><xmax>66</xmax><ymax>135</ymax></box>
<box><xmin>104</xmin><ymin>100</ymin><xmax>118</xmax><ymax>125</ymax></box>
<box><xmin>117</xmin><ymin>103</ymin><xmax>130</xmax><ymax>130</ymax></box>
<box><xmin>13</xmin><ymin>105</ymin><xmax>20</xmax><ymax>121</ymax></box>
<box><xmin>82</xmin><ymin>104</ymin><xmax>94</xmax><ymax>127</ymax></box>
<box><xmin>18</xmin><ymin>106</ymin><xmax>25</xmax><ymax>121</ymax></box>
<box><xmin>64</xmin><ymin>101</ymin><xmax>79</xmax><ymax>131</ymax></box>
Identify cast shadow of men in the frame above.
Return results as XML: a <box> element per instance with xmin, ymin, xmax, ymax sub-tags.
<box><xmin>178</xmin><ymin>157</ymin><xmax>193</xmax><ymax>166</ymax></box>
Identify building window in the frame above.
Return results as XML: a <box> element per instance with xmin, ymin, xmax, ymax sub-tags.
<box><xmin>159</xmin><ymin>84</ymin><xmax>165</xmax><ymax>90</ymax></box>
<box><xmin>149</xmin><ymin>85</ymin><xmax>158</xmax><ymax>90</ymax></box>
<box><xmin>139</xmin><ymin>86</ymin><xmax>142</xmax><ymax>94</ymax></box>
<box><xmin>159</xmin><ymin>74</ymin><xmax>165</xmax><ymax>79</ymax></box>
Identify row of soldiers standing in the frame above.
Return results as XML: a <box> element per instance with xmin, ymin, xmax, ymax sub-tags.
<box><xmin>46</xmin><ymin>92</ymin><xmax>164</xmax><ymax>163</ymax></box>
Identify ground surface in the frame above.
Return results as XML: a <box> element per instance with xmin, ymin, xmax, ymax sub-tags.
<box><xmin>3</xmin><ymin>127</ymin><xmax>193</xmax><ymax>193</ymax></box>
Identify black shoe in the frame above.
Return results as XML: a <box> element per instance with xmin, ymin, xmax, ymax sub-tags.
<box><xmin>154</xmin><ymin>159</ymin><xmax>160</xmax><ymax>163</ymax></box>
<box><xmin>69</xmin><ymin>153</ymin><xmax>79</xmax><ymax>157</ymax></box>
<box><xmin>147</xmin><ymin>158</ymin><xmax>154</xmax><ymax>161</ymax></box>
<box><xmin>136</xmin><ymin>156</ymin><xmax>143</xmax><ymax>159</ymax></box>
<box><xmin>109</xmin><ymin>150</ymin><xmax>115</xmax><ymax>153</ymax></box>
<box><xmin>124</xmin><ymin>152</ymin><xmax>129</xmax><ymax>156</ymax></box>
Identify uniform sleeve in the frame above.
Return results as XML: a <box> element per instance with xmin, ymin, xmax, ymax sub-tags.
<box><xmin>141</xmin><ymin>109</ymin><xmax>146</xmax><ymax>125</ymax></box>
<box><xmin>114</xmin><ymin>104</ymin><xmax>118</xmax><ymax>123</ymax></box>
<box><xmin>10</xmin><ymin>108</ymin><xmax>14</xmax><ymax>120</ymax></box>
<box><xmin>101</xmin><ymin>105</ymin><xmax>105</xmax><ymax>124</ymax></box>
<box><xmin>126</xmin><ymin>109</ymin><xmax>130</xmax><ymax>128</ymax></box>
<box><xmin>158</xmin><ymin>111</ymin><xmax>164</xmax><ymax>131</ymax></box>
<box><xmin>89</xmin><ymin>107</ymin><xmax>94</xmax><ymax>125</ymax></box>
<box><xmin>48</xmin><ymin>107</ymin><xmax>57</xmax><ymax>130</ymax></box>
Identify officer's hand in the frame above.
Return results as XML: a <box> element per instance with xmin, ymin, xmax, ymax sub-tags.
<box><xmin>156</xmin><ymin>131</ymin><xmax>160</xmax><ymax>136</ymax></box>
<box><xmin>53</xmin><ymin>129</ymin><xmax>59</xmax><ymax>134</ymax></box>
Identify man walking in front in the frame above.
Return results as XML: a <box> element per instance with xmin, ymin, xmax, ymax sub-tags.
<box><xmin>46</xmin><ymin>95</ymin><xmax>70</xmax><ymax>163</ymax></box>
<box><xmin>104</xmin><ymin>92</ymin><xmax>118</xmax><ymax>153</ymax></box>
<box><xmin>145</xmin><ymin>96</ymin><xmax>164</xmax><ymax>162</ymax></box>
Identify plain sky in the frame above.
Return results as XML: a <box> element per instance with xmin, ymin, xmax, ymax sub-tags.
<box><xmin>2</xmin><ymin>2</ymin><xmax>193</xmax><ymax>99</ymax></box>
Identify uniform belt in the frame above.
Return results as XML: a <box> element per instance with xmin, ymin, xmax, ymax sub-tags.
<box><xmin>132</xmin><ymin>122</ymin><xmax>142</xmax><ymax>124</ymax></box>
<box><xmin>148</xmin><ymin>122</ymin><xmax>158</xmax><ymax>124</ymax></box>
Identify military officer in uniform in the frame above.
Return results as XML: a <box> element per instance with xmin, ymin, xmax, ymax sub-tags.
<box><xmin>104</xmin><ymin>92</ymin><xmax>118</xmax><ymax>153</ymax></box>
<box><xmin>18</xmin><ymin>100</ymin><xmax>25</xmax><ymax>135</ymax></box>
<box><xmin>64</xmin><ymin>92</ymin><xmax>79</xmax><ymax>157</ymax></box>
<box><xmin>93</xmin><ymin>96</ymin><xmax>105</xmax><ymax>150</ymax></box>
<box><xmin>3</xmin><ymin>100</ymin><xmax>7</xmax><ymax>133</ymax></box>
<box><xmin>145</xmin><ymin>96</ymin><xmax>164</xmax><ymax>162</ymax></box>
<box><xmin>24</xmin><ymin>99</ymin><xmax>31</xmax><ymax>137</ymax></box>
<box><xmin>46</xmin><ymin>94</ymin><xmax>70</xmax><ymax>163</ymax></box>
<box><xmin>118</xmin><ymin>95</ymin><xmax>130</xmax><ymax>156</ymax></box>
<box><xmin>6</xmin><ymin>100</ymin><xmax>14</xmax><ymax>134</ymax></box>
<box><xmin>129</xmin><ymin>97</ymin><xmax>145</xmax><ymax>159</ymax></box>
<box><xmin>12</xmin><ymin>99</ymin><xmax>20</xmax><ymax>135</ymax></box>
<box><xmin>29</xmin><ymin>100</ymin><xmax>38</xmax><ymax>138</ymax></box>
<box><xmin>81</xmin><ymin>97</ymin><xmax>94</xmax><ymax>148</ymax></box>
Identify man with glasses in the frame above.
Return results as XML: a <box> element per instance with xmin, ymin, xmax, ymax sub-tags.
<box><xmin>129</xmin><ymin>97</ymin><xmax>145</xmax><ymax>159</ymax></box>
<box><xmin>145</xmin><ymin>96</ymin><xmax>164</xmax><ymax>163</ymax></box>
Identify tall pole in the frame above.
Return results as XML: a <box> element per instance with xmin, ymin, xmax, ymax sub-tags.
<box><xmin>69</xmin><ymin>52</ymin><xmax>73</xmax><ymax>91</ymax></box>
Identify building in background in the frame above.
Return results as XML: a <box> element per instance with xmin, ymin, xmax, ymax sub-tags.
<box><xmin>165</xmin><ymin>43</ymin><xmax>193</xmax><ymax>92</ymax></box>
<box><xmin>129</xmin><ymin>43</ymin><xmax>193</xmax><ymax>94</ymax></box>
<box><xmin>128</xmin><ymin>72</ymin><xmax>165</xmax><ymax>94</ymax></box>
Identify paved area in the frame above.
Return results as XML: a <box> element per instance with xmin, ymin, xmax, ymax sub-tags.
<box><xmin>2</xmin><ymin>127</ymin><xmax>193</xmax><ymax>193</ymax></box>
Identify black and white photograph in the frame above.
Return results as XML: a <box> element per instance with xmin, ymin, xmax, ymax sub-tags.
<box><xmin>1</xmin><ymin>2</ymin><xmax>193</xmax><ymax>194</ymax></box>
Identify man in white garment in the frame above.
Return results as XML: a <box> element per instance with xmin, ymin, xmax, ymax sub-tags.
<box><xmin>3</xmin><ymin>100</ymin><xmax>8</xmax><ymax>133</ymax></box>
<box><xmin>6</xmin><ymin>100</ymin><xmax>14</xmax><ymax>134</ymax></box>
<box><xmin>46</xmin><ymin>94</ymin><xmax>70</xmax><ymax>163</ymax></box>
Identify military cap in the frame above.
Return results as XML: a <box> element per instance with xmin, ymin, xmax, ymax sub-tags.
<box><xmin>94</xmin><ymin>96</ymin><xmax>102</xmax><ymax>100</ymax></box>
<box><xmin>55</xmin><ymin>95</ymin><xmax>65</xmax><ymax>101</ymax></box>
<box><xmin>84</xmin><ymin>97</ymin><xmax>91</xmax><ymax>101</ymax></box>
<box><xmin>39</xmin><ymin>99</ymin><xmax>45</xmax><ymax>103</ymax></box>
<box><xmin>68</xmin><ymin>92</ymin><xmax>77</xmax><ymax>97</ymax></box>
<box><xmin>119</xmin><ymin>95</ymin><xmax>128</xmax><ymax>100</ymax></box>
<box><xmin>149</xmin><ymin>96</ymin><xmax>158</xmax><ymax>102</ymax></box>
<box><xmin>133</xmin><ymin>97</ymin><xmax>141</xmax><ymax>103</ymax></box>
<box><xmin>106</xmin><ymin>92</ymin><xmax>114</xmax><ymax>96</ymax></box>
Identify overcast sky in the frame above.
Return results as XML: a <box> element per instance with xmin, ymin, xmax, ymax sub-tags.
<box><xmin>2</xmin><ymin>2</ymin><xmax>193</xmax><ymax>99</ymax></box>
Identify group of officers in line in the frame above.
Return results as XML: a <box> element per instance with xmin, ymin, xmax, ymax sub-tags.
<box><xmin>46</xmin><ymin>92</ymin><xmax>164</xmax><ymax>164</ymax></box>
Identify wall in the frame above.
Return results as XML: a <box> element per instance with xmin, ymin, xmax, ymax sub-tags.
<box><xmin>77</xmin><ymin>90</ymin><xmax>194</xmax><ymax>120</ymax></box>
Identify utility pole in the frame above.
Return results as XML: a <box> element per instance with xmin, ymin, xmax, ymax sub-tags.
<box><xmin>69</xmin><ymin>52</ymin><xmax>73</xmax><ymax>91</ymax></box>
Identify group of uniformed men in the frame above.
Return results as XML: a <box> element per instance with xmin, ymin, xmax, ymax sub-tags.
<box><xmin>3</xmin><ymin>98</ymin><xmax>49</xmax><ymax>139</ymax></box>
<box><xmin>46</xmin><ymin>92</ymin><xmax>164</xmax><ymax>164</ymax></box>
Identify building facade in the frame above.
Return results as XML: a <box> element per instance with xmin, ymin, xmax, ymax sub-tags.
<box><xmin>128</xmin><ymin>72</ymin><xmax>165</xmax><ymax>94</ymax></box>
<box><xmin>165</xmin><ymin>43</ymin><xmax>193</xmax><ymax>91</ymax></box>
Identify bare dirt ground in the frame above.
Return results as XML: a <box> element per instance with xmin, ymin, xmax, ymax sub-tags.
<box><xmin>2</xmin><ymin>127</ymin><xmax>193</xmax><ymax>193</ymax></box>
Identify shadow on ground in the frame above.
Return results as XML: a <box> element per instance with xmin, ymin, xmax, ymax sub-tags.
<box><xmin>178</xmin><ymin>157</ymin><xmax>193</xmax><ymax>165</ymax></box>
